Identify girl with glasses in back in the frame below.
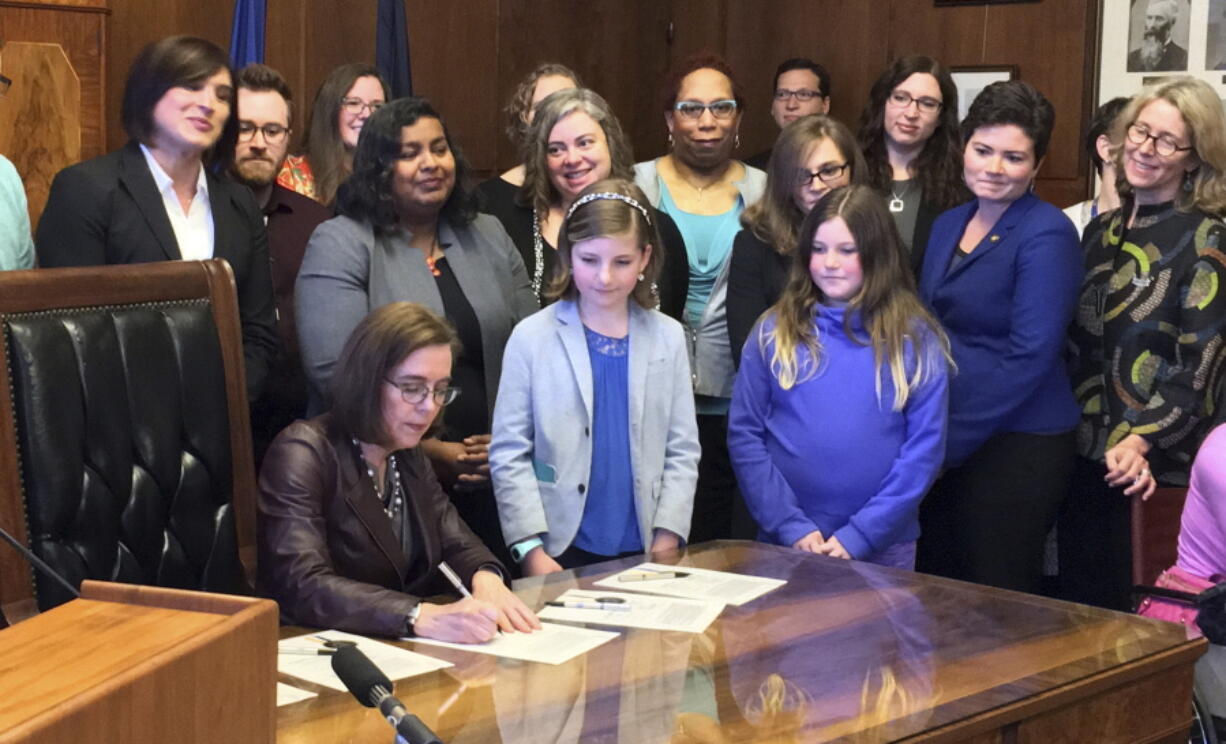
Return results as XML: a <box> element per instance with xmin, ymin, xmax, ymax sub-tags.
<box><xmin>727</xmin><ymin>114</ymin><xmax>868</xmax><ymax>364</ymax></box>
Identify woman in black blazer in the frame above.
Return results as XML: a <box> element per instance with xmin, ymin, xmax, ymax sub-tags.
<box><xmin>36</xmin><ymin>36</ymin><xmax>277</xmax><ymax>402</ymax></box>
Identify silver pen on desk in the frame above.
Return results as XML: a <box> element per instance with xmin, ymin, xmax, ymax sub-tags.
<box><xmin>545</xmin><ymin>600</ymin><xmax>632</xmax><ymax>612</ymax></box>
<box><xmin>618</xmin><ymin>570</ymin><xmax>690</xmax><ymax>582</ymax></box>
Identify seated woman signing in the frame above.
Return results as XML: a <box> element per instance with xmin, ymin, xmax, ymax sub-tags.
<box><xmin>259</xmin><ymin>302</ymin><xmax>539</xmax><ymax>641</ymax></box>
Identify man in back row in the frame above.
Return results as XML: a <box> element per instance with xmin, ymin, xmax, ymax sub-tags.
<box><xmin>228</xmin><ymin>64</ymin><xmax>331</xmax><ymax>465</ymax></box>
<box><xmin>744</xmin><ymin>57</ymin><xmax>831</xmax><ymax>170</ymax></box>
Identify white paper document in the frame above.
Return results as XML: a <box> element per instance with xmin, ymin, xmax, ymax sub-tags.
<box><xmin>278</xmin><ymin>629</ymin><xmax>452</xmax><ymax>692</ymax></box>
<box><xmin>276</xmin><ymin>682</ymin><xmax>318</xmax><ymax>707</ymax></box>
<box><xmin>538</xmin><ymin>589</ymin><xmax>724</xmax><ymax>632</ymax></box>
<box><xmin>593</xmin><ymin>562</ymin><xmax>786</xmax><ymax>606</ymax></box>
<box><xmin>408</xmin><ymin>622</ymin><xmax>618</xmax><ymax>665</ymax></box>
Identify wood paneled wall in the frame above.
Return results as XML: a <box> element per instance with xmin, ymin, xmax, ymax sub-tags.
<box><xmin>91</xmin><ymin>0</ymin><xmax>1096</xmax><ymax>205</ymax></box>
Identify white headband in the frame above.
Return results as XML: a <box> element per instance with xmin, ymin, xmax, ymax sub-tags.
<box><xmin>565</xmin><ymin>192</ymin><xmax>651</xmax><ymax>224</ymax></box>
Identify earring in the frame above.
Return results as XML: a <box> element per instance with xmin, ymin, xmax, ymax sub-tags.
<box><xmin>1184</xmin><ymin>170</ymin><xmax>1197</xmax><ymax>192</ymax></box>
<box><xmin>667</xmin><ymin>132</ymin><xmax>674</xmax><ymax>148</ymax></box>
<box><xmin>734</xmin><ymin>132</ymin><xmax>741</xmax><ymax>149</ymax></box>
<box><xmin>637</xmin><ymin>272</ymin><xmax>645</xmax><ymax>282</ymax></box>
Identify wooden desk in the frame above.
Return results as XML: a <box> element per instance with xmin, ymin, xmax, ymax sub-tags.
<box><xmin>275</xmin><ymin>541</ymin><xmax>1205</xmax><ymax>743</ymax></box>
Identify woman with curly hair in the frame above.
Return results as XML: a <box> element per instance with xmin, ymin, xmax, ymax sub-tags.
<box><xmin>857</xmin><ymin>55</ymin><xmax>968</xmax><ymax>274</ymax></box>
<box><xmin>296</xmin><ymin>97</ymin><xmax>537</xmax><ymax>567</ymax></box>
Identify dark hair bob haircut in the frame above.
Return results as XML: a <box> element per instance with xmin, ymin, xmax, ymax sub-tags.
<box><xmin>329</xmin><ymin>302</ymin><xmax>459</xmax><ymax>447</ymax></box>
<box><xmin>1086</xmin><ymin>96</ymin><xmax>1129</xmax><ymax>175</ymax></box>
<box><xmin>336</xmin><ymin>96</ymin><xmax>477</xmax><ymax>234</ymax></box>
<box><xmin>960</xmin><ymin>80</ymin><xmax>1056</xmax><ymax>162</ymax></box>
<box><xmin>121</xmin><ymin>36</ymin><xmax>238</xmax><ymax>173</ymax></box>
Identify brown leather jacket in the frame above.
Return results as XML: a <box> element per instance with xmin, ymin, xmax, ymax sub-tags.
<box><xmin>257</xmin><ymin>416</ymin><xmax>503</xmax><ymax>637</ymax></box>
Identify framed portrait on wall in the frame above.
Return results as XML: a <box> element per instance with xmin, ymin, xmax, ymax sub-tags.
<box><xmin>1098</xmin><ymin>0</ymin><xmax>1226</xmax><ymax>106</ymax></box>
<box><xmin>950</xmin><ymin>66</ymin><xmax>1018</xmax><ymax>122</ymax></box>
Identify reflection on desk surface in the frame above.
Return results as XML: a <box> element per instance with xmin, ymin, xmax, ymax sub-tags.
<box><xmin>275</xmin><ymin>541</ymin><xmax>1204</xmax><ymax>743</ymax></box>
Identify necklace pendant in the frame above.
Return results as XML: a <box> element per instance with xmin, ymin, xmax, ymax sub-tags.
<box><xmin>888</xmin><ymin>197</ymin><xmax>905</xmax><ymax>213</ymax></box>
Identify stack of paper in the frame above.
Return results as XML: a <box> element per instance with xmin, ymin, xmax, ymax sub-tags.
<box><xmin>408</xmin><ymin>622</ymin><xmax>618</xmax><ymax>665</ymax></box>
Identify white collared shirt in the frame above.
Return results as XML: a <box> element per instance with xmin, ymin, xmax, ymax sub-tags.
<box><xmin>139</xmin><ymin>143</ymin><xmax>214</xmax><ymax>260</ymax></box>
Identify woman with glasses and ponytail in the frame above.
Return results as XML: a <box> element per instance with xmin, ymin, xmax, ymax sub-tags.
<box><xmin>634</xmin><ymin>53</ymin><xmax>766</xmax><ymax>545</ymax></box>
<box><xmin>260</xmin><ymin>302</ymin><xmax>540</xmax><ymax>641</ymax></box>
<box><xmin>1064</xmin><ymin>77</ymin><xmax>1226</xmax><ymax>610</ymax></box>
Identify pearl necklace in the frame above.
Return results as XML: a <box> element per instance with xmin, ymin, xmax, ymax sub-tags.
<box><xmin>352</xmin><ymin>438</ymin><xmax>404</xmax><ymax>520</ymax></box>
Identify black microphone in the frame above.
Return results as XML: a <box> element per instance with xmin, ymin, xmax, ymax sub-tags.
<box><xmin>0</xmin><ymin>523</ymin><xmax>80</xmax><ymax>600</ymax></box>
<box><xmin>330</xmin><ymin>645</ymin><xmax>444</xmax><ymax>744</ymax></box>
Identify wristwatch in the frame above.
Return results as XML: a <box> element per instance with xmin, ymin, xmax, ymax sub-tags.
<box><xmin>509</xmin><ymin>536</ymin><xmax>544</xmax><ymax>563</ymax></box>
<box><xmin>405</xmin><ymin>603</ymin><xmax>422</xmax><ymax>636</ymax></box>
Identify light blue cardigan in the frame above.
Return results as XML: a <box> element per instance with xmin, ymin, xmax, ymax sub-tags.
<box><xmin>489</xmin><ymin>299</ymin><xmax>701</xmax><ymax>556</ymax></box>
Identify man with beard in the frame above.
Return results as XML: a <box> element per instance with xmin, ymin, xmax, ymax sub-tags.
<box><xmin>745</xmin><ymin>58</ymin><xmax>831</xmax><ymax>171</ymax></box>
<box><xmin>1127</xmin><ymin>0</ymin><xmax>1188</xmax><ymax>72</ymax></box>
<box><xmin>230</xmin><ymin>64</ymin><xmax>331</xmax><ymax>465</ymax></box>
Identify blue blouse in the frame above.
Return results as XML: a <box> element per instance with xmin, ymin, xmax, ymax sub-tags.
<box><xmin>574</xmin><ymin>325</ymin><xmax>642</xmax><ymax>556</ymax></box>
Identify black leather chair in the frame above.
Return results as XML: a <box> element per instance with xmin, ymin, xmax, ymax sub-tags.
<box><xmin>0</xmin><ymin>260</ymin><xmax>258</xmax><ymax>621</ymax></box>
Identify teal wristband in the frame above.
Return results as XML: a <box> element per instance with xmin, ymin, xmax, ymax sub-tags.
<box><xmin>509</xmin><ymin>536</ymin><xmax>544</xmax><ymax>563</ymax></box>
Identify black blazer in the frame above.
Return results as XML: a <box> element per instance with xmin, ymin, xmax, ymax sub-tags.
<box><xmin>35</xmin><ymin>141</ymin><xmax>278</xmax><ymax>401</ymax></box>
<box><xmin>726</xmin><ymin>228</ymin><xmax>790</xmax><ymax>367</ymax></box>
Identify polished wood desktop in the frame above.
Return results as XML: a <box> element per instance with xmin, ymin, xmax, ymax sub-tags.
<box><xmin>275</xmin><ymin>541</ymin><xmax>1205</xmax><ymax>743</ymax></box>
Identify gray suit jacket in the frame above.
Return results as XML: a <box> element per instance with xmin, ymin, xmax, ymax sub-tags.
<box><xmin>489</xmin><ymin>299</ymin><xmax>700</xmax><ymax>555</ymax></box>
<box><xmin>633</xmin><ymin>159</ymin><xmax>766</xmax><ymax>398</ymax></box>
<box><xmin>296</xmin><ymin>213</ymin><xmax>538</xmax><ymax>414</ymax></box>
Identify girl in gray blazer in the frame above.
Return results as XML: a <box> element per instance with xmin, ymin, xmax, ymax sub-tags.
<box><xmin>490</xmin><ymin>181</ymin><xmax>700</xmax><ymax>575</ymax></box>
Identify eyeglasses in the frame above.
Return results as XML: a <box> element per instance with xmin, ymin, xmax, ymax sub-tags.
<box><xmin>673</xmin><ymin>100</ymin><xmax>738</xmax><ymax>120</ymax></box>
<box><xmin>386</xmin><ymin>379</ymin><xmax>460</xmax><ymax>406</ymax></box>
<box><xmin>887</xmin><ymin>90</ymin><xmax>942</xmax><ymax>114</ymax></box>
<box><xmin>795</xmin><ymin>163</ymin><xmax>850</xmax><ymax>187</ymax></box>
<box><xmin>774</xmin><ymin>88</ymin><xmax>824</xmax><ymax>103</ymax></box>
<box><xmin>0</xmin><ymin>74</ymin><xmax>10</xmax><ymax>99</ymax></box>
<box><xmin>1126</xmin><ymin>123</ymin><xmax>1193</xmax><ymax>157</ymax></box>
<box><xmin>237</xmin><ymin>122</ymin><xmax>289</xmax><ymax>143</ymax></box>
<box><xmin>341</xmin><ymin>97</ymin><xmax>384</xmax><ymax>115</ymax></box>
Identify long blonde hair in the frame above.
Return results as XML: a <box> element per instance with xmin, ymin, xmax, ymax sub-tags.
<box><xmin>763</xmin><ymin>185</ymin><xmax>951</xmax><ymax>410</ymax></box>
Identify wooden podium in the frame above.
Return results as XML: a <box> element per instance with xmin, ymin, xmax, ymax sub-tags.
<box><xmin>0</xmin><ymin>580</ymin><xmax>278</xmax><ymax>743</ymax></box>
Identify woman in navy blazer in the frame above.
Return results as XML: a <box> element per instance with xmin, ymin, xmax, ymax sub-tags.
<box><xmin>915</xmin><ymin>82</ymin><xmax>1082</xmax><ymax>594</ymax></box>
<box><xmin>36</xmin><ymin>36</ymin><xmax>277</xmax><ymax>403</ymax></box>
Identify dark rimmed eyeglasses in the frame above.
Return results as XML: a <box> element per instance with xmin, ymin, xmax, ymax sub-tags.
<box><xmin>887</xmin><ymin>90</ymin><xmax>942</xmax><ymax>114</ymax></box>
<box><xmin>237</xmin><ymin>122</ymin><xmax>289</xmax><ymax>143</ymax></box>
<box><xmin>386</xmin><ymin>379</ymin><xmax>460</xmax><ymax>406</ymax></box>
<box><xmin>1126</xmin><ymin>123</ymin><xmax>1193</xmax><ymax>157</ymax></box>
<box><xmin>774</xmin><ymin>88</ymin><xmax>824</xmax><ymax>103</ymax></box>
<box><xmin>673</xmin><ymin>99</ymin><xmax>738</xmax><ymax>120</ymax></box>
<box><xmin>796</xmin><ymin>163</ymin><xmax>850</xmax><ymax>187</ymax></box>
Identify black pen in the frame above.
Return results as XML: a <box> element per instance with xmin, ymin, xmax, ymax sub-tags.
<box><xmin>279</xmin><ymin>648</ymin><xmax>337</xmax><ymax>656</ymax></box>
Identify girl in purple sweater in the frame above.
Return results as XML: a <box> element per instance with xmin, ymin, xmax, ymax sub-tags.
<box><xmin>729</xmin><ymin>185</ymin><xmax>951</xmax><ymax>569</ymax></box>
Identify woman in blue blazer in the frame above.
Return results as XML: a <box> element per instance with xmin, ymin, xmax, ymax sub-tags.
<box><xmin>490</xmin><ymin>181</ymin><xmax>700</xmax><ymax>575</ymax></box>
<box><xmin>915</xmin><ymin>82</ymin><xmax>1081</xmax><ymax>594</ymax></box>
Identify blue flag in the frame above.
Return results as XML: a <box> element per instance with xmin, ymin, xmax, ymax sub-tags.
<box><xmin>229</xmin><ymin>0</ymin><xmax>266</xmax><ymax>68</ymax></box>
<box><xmin>376</xmin><ymin>0</ymin><xmax>413</xmax><ymax>98</ymax></box>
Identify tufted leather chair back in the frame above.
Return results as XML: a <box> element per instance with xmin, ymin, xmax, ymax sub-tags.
<box><xmin>0</xmin><ymin>260</ymin><xmax>257</xmax><ymax>619</ymax></box>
